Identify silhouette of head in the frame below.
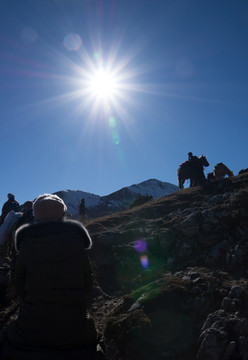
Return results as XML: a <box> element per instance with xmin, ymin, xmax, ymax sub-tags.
<box><xmin>33</xmin><ymin>194</ymin><xmax>67</xmax><ymax>221</ymax></box>
<box><xmin>23</xmin><ymin>201</ymin><xmax>33</xmax><ymax>211</ymax></box>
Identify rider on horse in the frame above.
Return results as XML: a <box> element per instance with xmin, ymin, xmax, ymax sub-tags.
<box><xmin>188</xmin><ymin>152</ymin><xmax>198</xmax><ymax>162</ymax></box>
<box><xmin>177</xmin><ymin>153</ymin><xmax>209</xmax><ymax>190</ymax></box>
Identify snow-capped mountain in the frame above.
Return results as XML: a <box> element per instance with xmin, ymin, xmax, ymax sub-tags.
<box><xmin>55</xmin><ymin>179</ymin><xmax>178</xmax><ymax>219</ymax></box>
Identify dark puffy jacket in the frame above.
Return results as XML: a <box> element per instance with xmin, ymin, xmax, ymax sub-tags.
<box><xmin>7</xmin><ymin>220</ymin><xmax>98</xmax><ymax>349</ymax></box>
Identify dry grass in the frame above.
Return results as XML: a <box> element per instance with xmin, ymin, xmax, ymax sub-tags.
<box><xmin>86</xmin><ymin>173</ymin><xmax>248</xmax><ymax>236</ymax></box>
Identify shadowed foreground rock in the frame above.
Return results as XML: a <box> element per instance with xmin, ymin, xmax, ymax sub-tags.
<box><xmin>103</xmin><ymin>268</ymin><xmax>232</xmax><ymax>360</ymax></box>
<box><xmin>1</xmin><ymin>172</ymin><xmax>248</xmax><ymax>359</ymax></box>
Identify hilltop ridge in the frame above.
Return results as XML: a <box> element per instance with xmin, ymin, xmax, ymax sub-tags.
<box><xmin>55</xmin><ymin>178</ymin><xmax>178</xmax><ymax>219</ymax></box>
<box><xmin>1</xmin><ymin>172</ymin><xmax>248</xmax><ymax>359</ymax></box>
<box><xmin>88</xmin><ymin>172</ymin><xmax>248</xmax><ymax>289</ymax></box>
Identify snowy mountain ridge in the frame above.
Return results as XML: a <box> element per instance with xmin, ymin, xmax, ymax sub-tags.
<box><xmin>55</xmin><ymin>179</ymin><xmax>178</xmax><ymax>219</ymax></box>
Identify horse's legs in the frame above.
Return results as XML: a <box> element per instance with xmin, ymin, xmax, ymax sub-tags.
<box><xmin>178</xmin><ymin>178</ymin><xmax>184</xmax><ymax>190</ymax></box>
<box><xmin>191</xmin><ymin>176</ymin><xmax>196</xmax><ymax>187</ymax></box>
<box><xmin>198</xmin><ymin>173</ymin><xmax>205</xmax><ymax>185</ymax></box>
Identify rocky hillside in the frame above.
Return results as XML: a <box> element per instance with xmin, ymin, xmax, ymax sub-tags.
<box><xmin>1</xmin><ymin>172</ymin><xmax>248</xmax><ymax>359</ymax></box>
<box><xmin>87</xmin><ymin>171</ymin><xmax>248</xmax><ymax>359</ymax></box>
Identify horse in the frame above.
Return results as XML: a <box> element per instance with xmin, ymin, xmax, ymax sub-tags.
<box><xmin>238</xmin><ymin>168</ymin><xmax>248</xmax><ymax>175</ymax></box>
<box><xmin>213</xmin><ymin>163</ymin><xmax>233</xmax><ymax>180</ymax></box>
<box><xmin>177</xmin><ymin>155</ymin><xmax>209</xmax><ymax>190</ymax></box>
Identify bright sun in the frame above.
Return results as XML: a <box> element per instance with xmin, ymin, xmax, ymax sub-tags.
<box><xmin>74</xmin><ymin>55</ymin><xmax>138</xmax><ymax>114</ymax></box>
<box><xmin>88</xmin><ymin>69</ymin><xmax>119</xmax><ymax>100</ymax></box>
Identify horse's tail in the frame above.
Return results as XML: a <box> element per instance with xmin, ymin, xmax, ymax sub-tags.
<box><xmin>177</xmin><ymin>167</ymin><xmax>183</xmax><ymax>190</ymax></box>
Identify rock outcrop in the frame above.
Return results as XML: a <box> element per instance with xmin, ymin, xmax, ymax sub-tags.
<box><xmin>1</xmin><ymin>172</ymin><xmax>248</xmax><ymax>359</ymax></box>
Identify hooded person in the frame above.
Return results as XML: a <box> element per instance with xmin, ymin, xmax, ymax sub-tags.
<box><xmin>1</xmin><ymin>193</ymin><xmax>20</xmax><ymax>223</ymax></box>
<box><xmin>6</xmin><ymin>193</ymin><xmax>99</xmax><ymax>352</ymax></box>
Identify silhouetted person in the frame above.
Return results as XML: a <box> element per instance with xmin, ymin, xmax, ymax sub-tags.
<box><xmin>1</xmin><ymin>194</ymin><xmax>20</xmax><ymax>224</ymax></box>
<box><xmin>187</xmin><ymin>152</ymin><xmax>199</xmax><ymax>187</ymax></box>
<box><xmin>17</xmin><ymin>201</ymin><xmax>34</xmax><ymax>228</ymax></box>
<box><xmin>79</xmin><ymin>197</ymin><xmax>86</xmax><ymax>223</ymax></box>
<box><xmin>4</xmin><ymin>194</ymin><xmax>103</xmax><ymax>358</ymax></box>
<box><xmin>188</xmin><ymin>152</ymin><xmax>198</xmax><ymax>162</ymax></box>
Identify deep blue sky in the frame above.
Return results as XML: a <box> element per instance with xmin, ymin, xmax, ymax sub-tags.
<box><xmin>0</xmin><ymin>0</ymin><xmax>248</xmax><ymax>205</ymax></box>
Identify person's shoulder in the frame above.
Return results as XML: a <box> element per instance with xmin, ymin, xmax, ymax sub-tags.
<box><xmin>62</xmin><ymin>220</ymin><xmax>92</xmax><ymax>249</ymax></box>
<box><xmin>62</xmin><ymin>219</ymin><xmax>86</xmax><ymax>231</ymax></box>
<box><xmin>15</xmin><ymin>222</ymin><xmax>34</xmax><ymax>250</ymax></box>
<box><xmin>15</xmin><ymin>220</ymin><xmax>92</xmax><ymax>250</ymax></box>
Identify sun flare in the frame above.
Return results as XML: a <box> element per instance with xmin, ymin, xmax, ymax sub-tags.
<box><xmin>89</xmin><ymin>69</ymin><xmax>118</xmax><ymax>99</ymax></box>
<box><xmin>69</xmin><ymin>48</ymin><xmax>147</xmax><ymax>118</ymax></box>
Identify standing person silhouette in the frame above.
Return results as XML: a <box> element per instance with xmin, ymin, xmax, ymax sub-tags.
<box><xmin>4</xmin><ymin>194</ymin><xmax>105</xmax><ymax>359</ymax></box>
<box><xmin>79</xmin><ymin>197</ymin><xmax>86</xmax><ymax>223</ymax></box>
<box><xmin>1</xmin><ymin>193</ymin><xmax>20</xmax><ymax>224</ymax></box>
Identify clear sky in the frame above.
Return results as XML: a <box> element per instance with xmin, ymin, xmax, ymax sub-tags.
<box><xmin>0</xmin><ymin>0</ymin><xmax>248</xmax><ymax>206</ymax></box>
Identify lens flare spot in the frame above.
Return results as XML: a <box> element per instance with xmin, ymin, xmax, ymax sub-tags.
<box><xmin>109</xmin><ymin>116</ymin><xmax>116</xmax><ymax>128</ymax></box>
<box><xmin>134</xmin><ymin>240</ymin><xmax>147</xmax><ymax>253</ymax></box>
<box><xmin>21</xmin><ymin>28</ymin><xmax>38</xmax><ymax>43</ymax></box>
<box><xmin>63</xmin><ymin>33</ymin><xmax>82</xmax><ymax>51</ymax></box>
<box><xmin>140</xmin><ymin>255</ymin><xmax>149</xmax><ymax>270</ymax></box>
<box><xmin>112</xmin><ymin>131</ymin><xmax>120</xmax><ymax>145</ymax></box>
<box><xmin>93</xmin><ymin>52</ymin><xmax>101</xmax><ymax>60</ymax></box>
